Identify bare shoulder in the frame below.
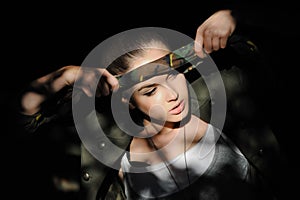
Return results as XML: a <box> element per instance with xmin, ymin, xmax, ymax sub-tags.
<box><xmin>129</xmin><ymin>137</ymin><xmax>154</xmax><ymax>163</ymax></box>
<box><xmin>130</xmin><ymin>137</ymin><xmax>151</xmax><ymax>153</ymax></box>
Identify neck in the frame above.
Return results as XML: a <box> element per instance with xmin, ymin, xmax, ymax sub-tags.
<box><xmin>142</xmin><ymin>120</ymin><xmax>180</xmax><ymax>136</ymax></box>
<box><xmin>145</xmin><ymin>124</ymin><xmax>183</xmax><ymax>151</ymax></box>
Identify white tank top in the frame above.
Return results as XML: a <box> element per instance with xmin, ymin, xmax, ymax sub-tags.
<box><xmin>121</xmin><ymin>124</ymin><xmax>224</xmax><ymax>199</ymax></box>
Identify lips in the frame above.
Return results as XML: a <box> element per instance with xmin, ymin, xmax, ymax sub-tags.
<box><xmin>169</xmin><ymin>100</ymin><xmax>184</xmax><ymax>115</ymax></box>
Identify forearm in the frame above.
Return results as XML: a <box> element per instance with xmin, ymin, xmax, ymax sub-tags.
<box><xmin>20</xmin><ymin>66</ymin><xmax>76</xmax><ymax>115</ymax></box>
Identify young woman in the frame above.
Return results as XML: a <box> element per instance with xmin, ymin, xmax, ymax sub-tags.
<box><xmin>103</xmin><ymin>35</ymin><xmax>276</xmax><ymax>200</ymax></box>
<box><xmin>18</xmin><ymin>29</ymin><xmax>282</xmax><ymax>199</ymax></box>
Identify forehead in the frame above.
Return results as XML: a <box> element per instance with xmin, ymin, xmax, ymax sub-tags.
<box><xmin>118</xmin><ymin>45</ymin><xmax>194</xmax><ymax>91</ymax></box>
<box><xmin>119</xmin><ymin>61</ymin><xmax>173</xmax><ymax>91</ymax></box>
<box><xmin>130</xmin><ymin>73</ymin><xmax>172</xmax><ymax>91</ymax></box>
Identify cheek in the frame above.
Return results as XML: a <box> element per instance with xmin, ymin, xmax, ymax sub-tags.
<box><xmin>173</xmin><ymin>74</ymin><xmax>187</xmax><ymax>89</ymax></box>
<box><xmin>169</xmin><ymin>75</ymin><xmax>188</xmax><ymax>97</ymax></box>
<box><xmin>135</xmin><ymin>95</ymin><xmax>168</xmax><ymax>120</ymax></box>
<box><xmin>148</xmin><ymin>104</ymin><xmax>167</xmax><ymax>120</ymax></box>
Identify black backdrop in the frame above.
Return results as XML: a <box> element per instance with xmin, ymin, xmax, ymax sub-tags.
<box><xmin>3</xmin><ymin>1</ymin><xmax>300</xmax><ymax>199</ymax></box>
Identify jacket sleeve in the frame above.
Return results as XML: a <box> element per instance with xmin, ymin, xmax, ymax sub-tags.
<box><xmin>78</xmin><ymin>109</ymin><xmax>131</xmax><ymax>200</ymax></box>
<box><xmin>189</xmin><ymin>39</ymin><xmax>288</xmax><ymax>199</ymax></box>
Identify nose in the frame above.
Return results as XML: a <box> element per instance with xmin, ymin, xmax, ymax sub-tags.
<box><xmin>164</xmin><ymin>84</ymin><xmax>178</xmax><ymax>102</ymax></box>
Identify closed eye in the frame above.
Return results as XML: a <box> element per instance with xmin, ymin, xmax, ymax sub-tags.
<box><xmin>143</xmin><ymin>87</ymin><xmax>157</xmax><ymax>96</ymax></box>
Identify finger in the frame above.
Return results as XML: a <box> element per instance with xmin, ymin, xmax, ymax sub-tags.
<box><xmin>98</xmin><ymin>78</ymin><xmax>111</xmax><ymax>96</ymax></box>
<box><xmin>203</xmin><ymin>35</ymin><xmax>212</xmax><ymax>54</ymax></box>
<box><xmin>100</xmin><ymin>69</ymin><xmax>119</xmax><ymax>92</ymax></box>
<box><xmin>195</xmin><ymin>31</ymin><xmax>205</xmax><ymax>58</ymax></box>
<box><xmin>75</xmin><ymin>69</ymin><xmax>98</xmax><ymax>97</ymax></box>
<box><xmin>81</xmin><ymin>85</ymin><xmax>93</xmax><ymax>97</ymax></box>
<box><xmin>220</xmin><ymin>36</ymin><xmax>228</xmax><ymax>49</ymax></box>
<box><xmin>212</xmin><ymin>37</ymin><xmax>221</xmax><ymax>51</ymax></box>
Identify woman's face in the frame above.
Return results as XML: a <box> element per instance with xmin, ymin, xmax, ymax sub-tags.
<box><xmin>127</xmin><ymin>48</ymin><xmax>189</xmax><ymax>123</ymax></box>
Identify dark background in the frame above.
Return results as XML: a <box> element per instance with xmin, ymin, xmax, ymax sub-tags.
<box><xmin>3</xmin><ymin>1</ymin><xmax>300</xmax><ymax>199</ymax></box>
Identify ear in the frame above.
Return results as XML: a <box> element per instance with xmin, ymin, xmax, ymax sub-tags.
<box><xmin>121</xmin><ymin>97</ymin><xmax>136</xmax><ymax>109</ymax></box>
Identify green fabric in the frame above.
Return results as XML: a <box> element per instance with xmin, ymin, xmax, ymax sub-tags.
<box><xmin>81</xmin><ymin>66</ymin><xmax>284</xmax><ymax>199</ymax></box>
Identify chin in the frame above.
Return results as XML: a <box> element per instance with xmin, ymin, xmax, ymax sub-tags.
<box><xmin>170</xmin><ymin>110</ymin><xmax>190</xmax><ymax>123</ymax></box>
<box><xmin>180</xmin><ymin>108</ymin><xmax>191</xmax><ymax>125</ymax></box>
